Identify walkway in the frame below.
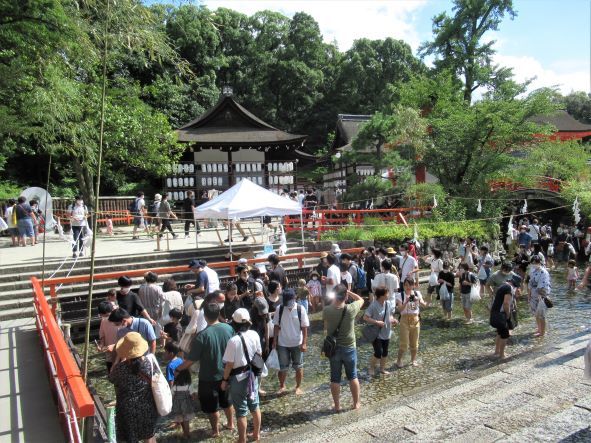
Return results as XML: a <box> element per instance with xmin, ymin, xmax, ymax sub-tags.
<box><xmin>0</xmin><ymin>317</ymin><xmax>62</xmax><ymax>442</ymax></box>
<box><xmin>274</xmin><ymin>330</ymin><xmax>591</xmax><ymax>442</ymax></box>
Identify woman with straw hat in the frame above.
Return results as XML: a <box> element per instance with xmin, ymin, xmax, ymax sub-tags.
<box><xmin>109</xmin><ymin>332</ymin><xmax>158</xmax><ymax>443</ymax></box>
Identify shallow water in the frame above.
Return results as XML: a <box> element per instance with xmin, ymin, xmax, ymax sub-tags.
<box><xmin>78</xmin><ymin>266</ymin><xmax>591</xmax><ymax>441</ymax></box>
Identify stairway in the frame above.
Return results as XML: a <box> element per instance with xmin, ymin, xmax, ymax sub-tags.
<box><xmin>274</xmin><ymin>331</ymin><xmax>591</xmax><ymax>442</ymax></box>
<box><xmin>0</xmin><ymin>242</ymin><xmax>306</xmax><ymax>322</ymax></box>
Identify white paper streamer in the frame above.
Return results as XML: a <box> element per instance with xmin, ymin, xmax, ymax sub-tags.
<box><xmin>433</xmin><ymin>195</ymin><xmax>438</xmax><ymax>208</ymax></box>
<box><xmin>477</xmin><ymin>199</ymin><xmax>482</xmax><ymax>213</ymax></box>
<box><xmin>520</xmin><ymin>199</ymin><xmax>528</xmax><ymax>214</ymax></box>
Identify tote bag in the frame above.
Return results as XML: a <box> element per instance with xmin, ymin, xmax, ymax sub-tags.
<box><xmin>147</xmin><ymin>354</ymin><xmax>173</xmax><ymax>416</ymax></box>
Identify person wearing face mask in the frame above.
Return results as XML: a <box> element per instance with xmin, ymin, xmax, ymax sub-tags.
<box><xmin>68</xmin><ymin>195</ymin><xmax>88</xmax><ymax>257</ymax></box>
<box><xmin>528</xmin><ymin>256</ymin><xmax>551</xmax><ymax>337</ymax></box>
<box><xmin>486</xmin><ymin>263</ymin><xmax>515</xmax><ymax>302</ymax></box>
<box><xmin>397</xmin><ymin>244</ymin><xmax>418</xmax><ymax>291</ymax></box>
<box><xmin>306</xmin><ymin>271</ymin><xmax>322</xmax><ymax>313</ymax></box>
<box><xmin>235</xmin><ymin>265</ymin><xmax>254</xmax><ymax>309</ymax></box>
<box><xmin>273</xmin><ymin>289</ymin><xmax>310</xmax><ymax>395</ymax></box>
<box><xmin>115</xmin><ymin>276</ymin><xmax>155</xmax><ymax>325</ymax></box>
<box><xmin>222</xmin><ymin>283</ymin><xmax>241</xmax><ymax>323</ymax></box>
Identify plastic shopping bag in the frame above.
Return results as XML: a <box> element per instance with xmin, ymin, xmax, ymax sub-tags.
<box><xmin>266</xmin><ymin>349</ymin><xmax>280</xmax><ymax>371</ymax></box>
<box><xmin>470</xmin><ymin>282</ymin><xmax>481</xmax><ymax>302</ymax></box>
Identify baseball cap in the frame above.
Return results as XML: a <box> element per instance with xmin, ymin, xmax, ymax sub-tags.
<box><xmin>188</xmin><ymin>259</ymin><xmax>203</xmax><ymax>269</ymax></box>
<box><xmin>232</xmin><ymin>308</ymin><xmax>251</xmax><ymax>324</ymax></box>
<box><xmin>253</xmin><ymin>297</ymin><xmax>269</xmax><ymax>315</ymax></box>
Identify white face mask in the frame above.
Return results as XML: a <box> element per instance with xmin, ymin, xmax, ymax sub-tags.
<box><xmin>218</xmin><ymin>303</ymin><xmax>225</xmax><ymax>309</ymax></box>
<box><xmin>401</xmin><ymin>251</ymin><xmax>407</xmax><ymax>257</ymax></box>
<box><xmin>76</xmin><ymin>200</ymin><xmax>83</xmax><ymax>206</ymax></box>
<box><xmin>312</xmin><ymin>276</ymin><xmax>318</xmax><ymax>280</ymax></box>
<box><xmin>120</xmin><ymin>287</ymin><xmax>130</xmax><ymax>294</ymax></box>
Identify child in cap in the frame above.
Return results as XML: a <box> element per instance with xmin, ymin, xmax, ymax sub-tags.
<box><xmin>296</xmin><ymin>279</ymin><xmax>310</xmax><ymax>313</ymax></box>
<box><xmin>164</xmin><ymin>342</ymin><xmax>194</xmax><ymax>438</ymax></box>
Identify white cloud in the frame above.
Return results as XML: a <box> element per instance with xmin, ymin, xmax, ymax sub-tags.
<box><xmin>203</xmin><ymin>0</ymin><xmax>427</xmax><ymax>51</ymax></box>
<box><xmin>494</xmin><ymin>54</ymin><xmax>590</xmax><ymax>94</ymax></box>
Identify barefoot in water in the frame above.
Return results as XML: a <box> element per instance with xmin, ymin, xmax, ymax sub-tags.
<box><xmin>247</xmin><ymin>432</ymin><xmax>260</xmax><ymax>442</ymax></box>
<box><xmin>395</xmin><ymin>361</ymin><xmax>404</xmax><ymax>368</ymax></box>
<box><xmin>295</xmin><ymin>387</ymin><xmax>304</xmax><ymax>395</ymax></box>
<box><xmin>352</xmin><ymin>402</ymin><xmax>361</xmax><ymax>410</ymax></box>
<box><xmin>411</xmin><ymin>361</ymin><xmax>419</xmax><ymax>367</ymax></box>
<box><xmin>276</xmin><ymin>387</ymin><xmax>287</xmax><ymax>396</ymax></box>
<box><xmin>380</xmin><ymin>369</ymin><xmax>391</xmax><ymax>375</ymax></box>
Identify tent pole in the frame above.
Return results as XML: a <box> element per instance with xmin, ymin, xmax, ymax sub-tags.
<box><xmin>260</xmin><ymin>217</ymin><xmax>264</xmax><ymax>246</ymax></box>
<box><xmin>300</xmin><ymin>213</ymin><xmax>305</xmax><ymax>252</ymax></box>
<box><xmin>228</xmin><ymin>217</ymin><xmax>232</xmax><ymax>256</ymax></box>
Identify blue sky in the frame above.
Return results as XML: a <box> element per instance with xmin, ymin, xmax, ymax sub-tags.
<box><xmin>150</xmin><ymin>0</ymin><xmax>590</xmax><ymax>93</ymax></box>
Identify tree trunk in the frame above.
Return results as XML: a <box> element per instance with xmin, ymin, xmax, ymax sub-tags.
<box><xmin>72</xmin><ymin>156</ymin><xmax>95</xmax><ymax>210</ymax></box>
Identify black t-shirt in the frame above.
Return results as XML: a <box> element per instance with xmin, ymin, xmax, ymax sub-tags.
<box><xmin>459</xmin><ymin>271</ymin><xmax>476</xmax><ymax>294</ymax></box>
<box><xmin>539</xmin><ymin>237</ymin><xmax>551</xmax><ymax>254</ymax></box>
<box><xmin>315</xmin><ymin>263</ymin><xmax>329</xmax><ymax>277</ymax></box>
<box><xmin>236</xmin><ymin>278</ymin><xmax>253</xmax><ymax>309</ymax></box>
<box><xmin>182</xmin><ymin>197</ymin><xmax>195</xmax><ymax>213</ymax></box>
<box><xmin>163</xmin><ymin>322</ymin><xmax>182</xmax><ymax>342</ymax></box>
<box><xmin>269</xmin><ymin>265</ymin><xmax>287</xmax><ymax>288</ymax></box>
<box><xmin>364</xmin><ymin>255</ymin><xmax>379</xmax><ymax>279</ymax></box>
<box><xmin>221</xmin><ymin>298</ymin><xmax>241</xmax><ymax>322</ymax></box>
<box><xmin>438</xmin><ymin>270</ymin><xmax>455</xmax><ymax>291</ymax></box>
<box><xmin>116</xmin><ymin>291</ymin><xmax>145</xmax><ymax>317</ymax></box>
<box><xmin>304</xmin><ymin>194</ymin><xmax>318</xmax><ymax>208</ymax></box>
<box><xmin>491</xmin><ymin>283</ymin><xmax>512</xmax><ymax>312</ymax></box>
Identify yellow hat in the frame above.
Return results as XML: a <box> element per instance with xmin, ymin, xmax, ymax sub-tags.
<box><xmin>115</xmin><ymin>332</ymin><xmax>148</xmax><ymax>360</ymax></box>
<box><xmin>319</xmin><ymin>252</ymin><xmax>328</xmax><ymax>258</ymax></box>
<box><xmin>386</xmin><ymin>247</ymin><xmax>396</xmax><ymax>254</ymax></box>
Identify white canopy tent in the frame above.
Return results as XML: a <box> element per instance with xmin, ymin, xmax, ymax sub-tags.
<box><xmin>194</xmin><ymin>178</ymin><xmax>303</xmax><ymax>252</ymax></box>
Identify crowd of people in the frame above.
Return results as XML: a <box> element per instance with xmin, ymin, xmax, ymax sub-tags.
<box><xmin>81</xmin><ymin>215</ymin><xmax>591</xmax><ymax>441</ymax></box>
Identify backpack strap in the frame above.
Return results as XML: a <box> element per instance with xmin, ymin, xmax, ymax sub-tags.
<box><xmin>278</xmin><ymin>304</ymin><xmax>303</xmax><ymax>328</ymax></box>
<box><xmin>238</xmin><ymin>333</ymin><xmax>252</xmax><ymax>367</ymax></box>
<box><xmin>331</xmin><ymin>305</ymin><xmax>347</xmax><ymax>338</ymax></box>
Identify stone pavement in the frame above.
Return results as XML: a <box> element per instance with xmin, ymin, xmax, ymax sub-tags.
<box><xmin>0</xmin><ymin>317</ymin><xmax>63</xmax><ymax>442</ymax></box>
<box><xmin>273</xmin><ymin>331</ymin><xmax>591</xmax><ymax>442</ymax></box>
<box><xmin>0</xmin><ymin>220</ymin><xmax>269</xmax><ymax>265</ymax></box>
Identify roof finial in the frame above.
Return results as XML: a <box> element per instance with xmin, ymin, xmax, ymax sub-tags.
<box><xmin>222</xmin><ymin>85</ymin><xmax>233</xmax><ymax>97</ymax></box>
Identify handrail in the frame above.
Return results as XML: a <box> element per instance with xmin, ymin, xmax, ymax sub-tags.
<box><xmin>31</xmin><ymin>276</ymin><xmax>95</xmax><ymax>442</ymax></box>
<box><xmin>39</xmin><ymin>248</ymin><xmax>365</xmax><ymax>293</ymax></box>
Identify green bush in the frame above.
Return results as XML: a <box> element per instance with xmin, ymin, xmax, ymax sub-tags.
<box><xmin>323</xmin><ymin>219</ymin><xmax>497</xmax><ymax>243</ymax></box>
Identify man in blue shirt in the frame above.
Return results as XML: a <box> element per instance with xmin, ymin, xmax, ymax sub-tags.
<box><xmin>185</xmin><ymin>259</ymin><xmax>209</xmax><ymax>298</ymax></box>
<box><xmin>517</xmin><ymin>225</ymin><xmax>532</xmax><ymax>249</ymax></box>
<box><xmin>109</xmin><ymin>308</ymin><xmax>157</xmax><ymax>354</ymax></box>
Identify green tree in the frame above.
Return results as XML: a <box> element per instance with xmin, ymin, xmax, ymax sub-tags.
<box><xmin>419</xmin><ymin>0</ymin><xmax>516</xmax><ymax>103</ymax></box>
<box><xmin>562</xmin><ymin>91</ymin><xmax>591</xmax><ymax>124</ymax></box>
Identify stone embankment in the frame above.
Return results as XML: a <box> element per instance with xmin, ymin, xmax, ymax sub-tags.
<box><xmin>275</xmin><ymin>331</ymin><xmax>591</xmax><ymax>442</ymax></box>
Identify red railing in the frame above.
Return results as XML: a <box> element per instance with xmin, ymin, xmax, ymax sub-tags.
<box><xmin>283</xmin><ymin>207</ymin><xmax>429</xmax><ymax>239</ymax></box>
<box><xmin>31</xmin><ymin>276</ymin><xmax>95</xmax><ymax>443</ymax></box>
<box><xmin>489</xmin><ymin>176</ymin><xmax>562</xmax><ymax>194</ymax></box>
<box><xmin>54</xmin><ymin>210</ymin><xmax>133</xmax><ymax>227</ymax></box>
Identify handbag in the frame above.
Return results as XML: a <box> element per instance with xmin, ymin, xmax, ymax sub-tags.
<box><xmin>147</xmin><ymin>354</ymin><xmax>173</xmax><ymax>416</ymax></box>
<box><xmin>239</xmin><ymin>333</ymin><xmax>265</xmax><ymax>377</ymax></box>
<box><xmin>543</xmin><ymin>296</ymin><xmax>554</xmax><ymax>308</ymax></box>
<box><xmin>362</xmin><ymin>303</ymin><xmax>388</xmax><ymax>343</ymax></box>
<box><xmin>489</xmin><ymin>309</ymin><xmax>508</xmax><ymax>329</ymax></box>
<box><xmin>322</xmin><ymin>306</ymin><xmax>347</xmax><ymax>358</ymax></box>
<box><xmin>266</xmin><ymin>349</ymin><xmax>280</xmax><ymax>371</ymax></box>
<box><xmin>507</xmin><ymin>303</ymin><xmax>518</xmax><ymax>329</ymax></box>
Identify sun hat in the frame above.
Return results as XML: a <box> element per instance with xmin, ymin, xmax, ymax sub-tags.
<box><xmin>386</xmin><ymin>247</ymin><xmax>396</xmax><ymax>254</ymax></box>
<box><xmin>319</xmin><ymin>252</ymin><xmax>328</xmax><ymax>258</ymax></box>
<box><xmin>232</xmin><ymin>308</ymin><xmax>251</xmax><ymax>324</ymax></box>
<box><xmin>115</xmin><ymin>332</ymin><xmax>148</xmax><ymax>360</ymax></box>
<box><xmin>330</xmin><ymin>244</ymin><xmax>341</xmax><ymax>254</ymax></box>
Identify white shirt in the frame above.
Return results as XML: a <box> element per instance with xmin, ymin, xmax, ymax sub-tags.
<box><xmin>160</xmin><ymin>290</ymin><xmax>184</xmax><ymax>325</ymax></box>
<box><xmin>396</xmin><ymin>290</ymin><xmax>424</xmax><ymax>315</ymax></box>
<box><xmin>4</xmin><ymin>207</ymin><xmax>15</xmax><ymax>228</ymax></box>
<box><xmin>529</xmin><ymin>224</ymin><xmax>540</xmax><ymax>241</ymax></box>
<box><xmin>340</xmin><ymin>270</ymin><xmax>353</xmax><ymax>287</ymax></box>
<box><xmin>399</xmin><ymin>254</ymin><xmax>418</xmax><ymax>283</ymax></box>
<box><xmin>326</xmin><ymin>264</ymin><xmax>341</xmax><ymax>294</ymax></box>
<box><xmin>273</xmin><ymin>304</ymin><xmax>310</xmax><ymax>347</ymax></box>
<box><xmin>371</xmin><ymin>273</ymin><xmax>399</xmax><ymax>301</ymax></box>
<box><xmin>204</xmin><ymin>266</ymin><xmax>220</xmax><ymax>293</ymax></box>
<box><xmin>69</xmin><ymin>203</ymin><xmax>88</xmax><ymax>227</ymax></box>
<box><xmin>223</xmin><ymin>330</ymin><xmax>262</xmax><ymax>380</ymax></box>
<box><xmin>430</xmin><ymin>258</ymin><xmax>443</xmax><ymax>274</ymax></box>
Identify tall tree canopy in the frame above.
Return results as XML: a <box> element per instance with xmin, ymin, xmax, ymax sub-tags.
<box><xmin>419</xmin><ymin>0</ymin><xmax>516</xmax><ymax>103</ymax></box>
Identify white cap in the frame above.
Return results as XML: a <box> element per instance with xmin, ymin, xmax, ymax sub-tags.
<box><xmin>237</xmin><ymin>258</ymin><xmax>248</xmax><ymax>265</ymax></box>
<box><xmin>232</xmin><ymin>308</ymin><xmax>251</xmax><ymax>324</ymax></box>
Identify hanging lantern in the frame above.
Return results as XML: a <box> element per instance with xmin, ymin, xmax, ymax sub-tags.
<box><xmin>520</xmin><ymin>199</ymin><xmax>528</xmax><ymax>214</ymax></box>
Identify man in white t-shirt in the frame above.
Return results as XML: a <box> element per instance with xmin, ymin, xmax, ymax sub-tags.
<box><xmin>528</xmin><ymin>218</ymin><xmax>541</xmax><ymax>244</ymax></box>
<box><xmin>272</xmin><ymin>289</ymin><xmax>310</xmax><ymax>395</ymax></box>
<box><xmin>200</xmin><ymin>259</ymin><xmax>220</xmax><ymax>293</ymax></box>
<box><xmin>131</xmin><ymin>191</ymin><xmax>147</xmax><ymax>240</ymax></box>
<box><xmin>324</xmin><ymin>253</ymin><xmax>341</xmax><ymax>298</ymax></box>
<box><xmin>372</xmin><ymin>258</ymin><xmax>400</xmax><ymax>302</ymax></box>
<box><xmin>398</xmin><ymin>244</ymin><xmax>418</xmax><ymax>288</ymax></box>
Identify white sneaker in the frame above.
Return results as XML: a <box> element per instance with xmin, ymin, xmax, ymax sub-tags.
<box><xmin>184</xmin><ymin>234</ymin><xmax>190</xmax><ymax>239</ymax></box>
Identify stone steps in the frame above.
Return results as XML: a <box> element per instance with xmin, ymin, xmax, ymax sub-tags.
<box><xmin>0</xmin><ymin>242</ymin><xmax>307</xmax><ymax>322</ymax></box>
<box><xmin>274</xmin><ymin>332</ymin><xmax>591</xmax><ymax>442</ymax></box>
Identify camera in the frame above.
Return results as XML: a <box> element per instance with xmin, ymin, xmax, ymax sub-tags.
<box><xmin>409</xmin><ymin>294</ymin><xmax>416</xmax><ymax>302</ymax></box>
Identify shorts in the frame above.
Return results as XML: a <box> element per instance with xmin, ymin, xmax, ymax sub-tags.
<box><xmin>17</xmin><ymin>218</ymin><xmax>34</xmax><ymax>237</ymax></box>
<box><xmin>198</xmin><ymin>380</ymin><xmax>231</xmax><ymax>414</ymax></box>
<box><xmin>8</xmin><ymin>227</ymin><xmax>18</xmax><ymax>236</ymax></box>
<box><xmin>171</xmin><ymin>389</ymin><xmax>196</xmax><ymax>422</ymax></box>
<box><xmin>229</xmin><ymin>375</ymin><xmax>259</xmax><ymax>417</ymax></box>
<box><xmin>496</xmin><ymin>326</ymin><xmax>510</xmax><ymax>339</ymax></box>
<box><xmin>399</xmin><ymin>314</ymin><xmax>420</xmax><ymax>352</ymax></box>
<box><xmin>133</xmin><ymin>216</ymin><xmax>144</xmax><ymax>227</ymax></box>
<box><xmin>372</xmin><ymin>338</ymin><xmax>390</xmax><ymax>358</ymax></box>
<box><xmin>440</xmin><ymin>293</ymin><xmax>454</xmax><ymax>312</ymax></box>
<box><xmin>277</xmin><ymin>345</ymin><xmax>304</xmax><ymax>371</ymax></box>
<box><xmin>461</xmin><ymin>292</ymin><xmax>473</xmax><ymax>310</ymax></box>
<box><xmin>329</xmin><ymin>346</ymin><xmax>358</xmax><ymax>383</ymax></box>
